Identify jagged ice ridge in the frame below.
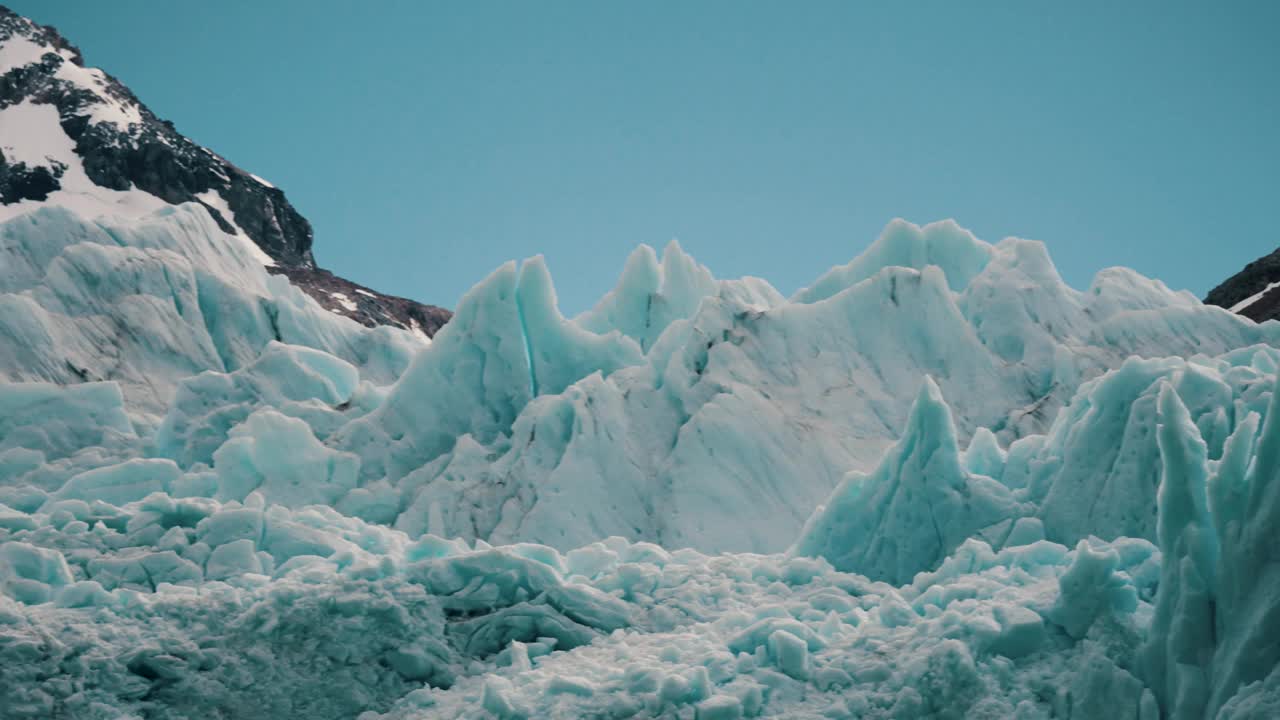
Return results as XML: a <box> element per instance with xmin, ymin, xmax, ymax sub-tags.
<box><xmin>2</xmin><ymin>205</ymin><xmax>1280</xmax><ymax>718</ymax></box>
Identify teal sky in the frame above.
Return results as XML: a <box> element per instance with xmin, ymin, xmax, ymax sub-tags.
<box><xmin>9</xmin><ymin>1</ymin><xmax>1279</xmax><ymax>314</ymax></box>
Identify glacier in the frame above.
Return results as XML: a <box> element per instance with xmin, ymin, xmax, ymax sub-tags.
<box><xmin>2</xmin><ymin>203</ymin><xmax>1280</xmax><ymax>718</ymax></box>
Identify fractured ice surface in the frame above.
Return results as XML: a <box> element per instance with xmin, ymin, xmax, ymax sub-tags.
<box><xmin>1</xmin><ymin>205</ymin><xmax>1279</xmax><ymax>717</ymax></box>
<box><xmin>791</xmin><ymin>377</ymin><xmax>1022</xmax><ymax>585</ymax></box>
<box><xmin>0</xmin><ymin>205</ymin><xmax>423</xmax><ymax>422</ymax></box>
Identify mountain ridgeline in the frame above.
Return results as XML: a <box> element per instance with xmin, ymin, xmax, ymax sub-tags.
<box><xmin>0</xmin><ymin>6</ymin><xmax>449</xmax><ymax>336</ymax></box>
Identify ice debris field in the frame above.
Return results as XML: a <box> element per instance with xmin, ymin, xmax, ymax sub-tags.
<box><xmin>2</xmin><ymin>205</ymin><xmax>1280</xmax><ymax>718</ymax></box>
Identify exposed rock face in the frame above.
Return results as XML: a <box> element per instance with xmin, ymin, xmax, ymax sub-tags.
<box><xmin>277</xmin><ymin>266</ymin><xmax>452</xmax><ymax>338</ymax></box>
<box><xmin>0</xmin><ymin>5</ymin><xmax>450</xmax><ymax>334</ymax></box>
<box><xmin>0</xmin><ymin>7</ymin><xmax>313</xmax><ymax>265</ymax></box>
<box><xmin>1205</xmin><ymin>246</ymin><xmax>1280</xmax><ymax>323</ymax></box>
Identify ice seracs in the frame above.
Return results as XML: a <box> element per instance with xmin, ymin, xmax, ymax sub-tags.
<box><xmin>0</xmin><ymin>204</ymin><xmax>423</xmax><ymax>418</ymax></box>
<box><xmin>792</xmin><ymin>218</ymin><xmax>992</xmax><ymax>302</ymax></box>
<box><xmin>6</xmin><ymin>207</ymin><xmax>1279</xmax><ymax>556</ymax></box>
<box><xmin>1</xmin><ymin>199</ymin><xmax>1280</xmax><ymax>716</ymax></box>
<box><xmin>577</xmin><ymin>239</ymin><xmax>782</xmax><ymax>352</ymax></box>
<box><xmin>336</xmin><ymin>222</ymin><xmax>1278</xmax><ymax>555</ymax></box>
<box><xmin>791</xmin><ymin>377</ymin><xmax>1021</xmax><ymax>585</ymax></box>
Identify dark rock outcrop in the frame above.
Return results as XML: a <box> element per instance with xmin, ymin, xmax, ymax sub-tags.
<box><xmin>0</xmin><ymin>5</ymin><xmax>451</xmax><ymax>334</ymax></box>
<box><xmin>0</xmin><ymin>7</ymin><xmax>314</xmax><ymax>266</ymax></box>
<box><xmin>277</xmin><ymin>266</ymin><xmax>452</xmax><ymax>338</ymax></box>
<box><xmin>0</xmin><ymin>154</ymin><xmax>63</xmax><ymax>203</ymax></box>
<box><xmin>1205</xmin><ymin>247</ymin><xmax>1280</xmax><ymax>323</ymax></box>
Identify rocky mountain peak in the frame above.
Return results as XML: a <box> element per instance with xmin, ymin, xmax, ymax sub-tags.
<box><xmin>0</xmin><ymin>5</ymin><xmax>450</xmax><ymax>335</ymax></box>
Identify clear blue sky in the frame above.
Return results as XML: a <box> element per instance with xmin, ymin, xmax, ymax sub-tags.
<box><xmin>10</xmin><ymin>1</ymin><xmax>1279</xmax><ymax>314</ymax></box>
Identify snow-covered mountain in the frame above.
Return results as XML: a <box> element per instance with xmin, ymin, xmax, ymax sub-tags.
<box><xmin>0</xmin><ymin>6</ymin><xmax>450</xmax><ymax>336</ymax></box>
<box><xmin>1206</xmin><ymin>245</ymin><xmax>1280</xmax><ymax>323</ymax></box>
<box><xmin>2</xmin><ymin>7</ymin><xmax>1280</xmax><ymax>719</ymax></box>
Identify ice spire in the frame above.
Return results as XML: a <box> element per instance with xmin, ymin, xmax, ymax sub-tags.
<box><xmin>792</xmin><ymin>377</ymin><xmax>1018</xmax><ymax>584</ymax></box>
<box><xmin>1143</xmin><ymin>383</ymin><xmax>1217</xmax><ymax>719</ymax></box>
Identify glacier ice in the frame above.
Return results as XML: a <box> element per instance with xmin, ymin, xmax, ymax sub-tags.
<box><xmin>1129</xmin><ymin>382</ymin><xmax>1216</xmax><ymax>719</ymax></box>
<box><xmin>791</xmin><ymin>377</ymin><xmax>1021</xmax><ymax>584</ymax></box>
<box><xmin>577</xmin><ymin>239</ymin><xmax>784</xmax><ymax>352</ymax></box>
<box><xmin>1</xmin><ymin>202</ymin><xmax>1280</xmax><ymax>717</ymax></box>
<box><xmin>0</xmin><ymin>495</ymin><xmax>1183</xmax><ymax>718</ymax></box>
<box><xmin>793</xmin><ymin>218</ymin><xmax>994</xmax><ymax>302</ymax></box>
<box><xmin>0</xmin><ymin>205</ymin><xmax>424</xmax><ymax>420</ymax></box>
<box><xmin>212</xmin><ymin>409</ymin><xmax>360</xmax><ymax>506</ymax></box>
<box><xmin>0</xmin><ymin>381</ymin><xmax>133</xmax><ymax>462</ymax></box>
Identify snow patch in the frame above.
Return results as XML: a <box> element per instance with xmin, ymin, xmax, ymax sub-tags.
<box><xmin>328</xmin><ymin>292</ymin><xmax>358</xmax><ymax>312</ymax></box>
<box><xmin>0</xmin><ymin>35</ymin><xmax>56</xmax><ymax>75</ymax></box>
<box><xmin>0</xmin><ymin>99</ymin><xmax>69</xmax><ymax>167</ymax></box>
<box><xmin>409</xmin><ymin>318</ymin><xmax>433</xmax><ymax>344</ymax></box>
<box><xmin>53</xmin><ymin>63</ymin><xmax>143</xmax><ymax>130</ymax></box>
<box><xmin>0</xmin><ymin>101</ymin><xmax>166</xmax><ymax>224</ymax></box>
<box><xmin>1230</xmin><ymin>281</ymin><xmax>1280</xmax><ymax>313</ymax></box>
<box><xmin>193</xmin><ymin>189</ymin><xmax>277</xmax><ymax>267</ymax></box>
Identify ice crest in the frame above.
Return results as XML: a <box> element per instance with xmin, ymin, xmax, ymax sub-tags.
<box><xmin>1</xmin><ymin>201</ymin><xmax>1279</xmax><ymax>716</ymax></box>
<box><xmin>793</xmin><ymin>218</ymin><xmax>992</xmax><ymax>303</ymax></box>
<box><xmin>792</xmin><ymin>377</ymin><xmax>1021</xmax><ymax>584</ymax></box>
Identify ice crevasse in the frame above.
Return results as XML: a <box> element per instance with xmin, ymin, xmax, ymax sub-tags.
<box><xmin>2</xmin><ymin>205</ymin><xmax>1280</xmax><ymax>717</ymax></box>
